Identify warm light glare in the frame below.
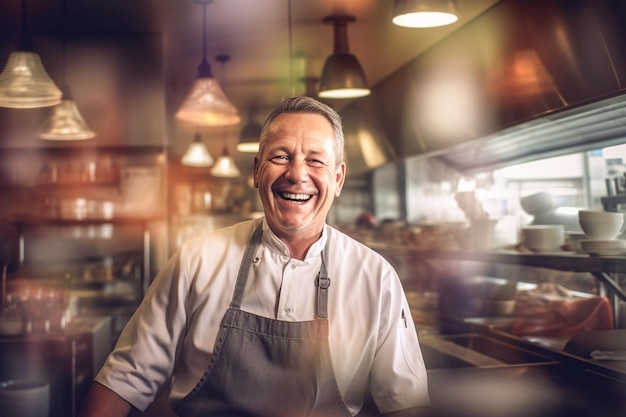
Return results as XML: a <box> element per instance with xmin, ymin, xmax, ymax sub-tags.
<box><xmin>496</xmin><ymin>50</ymin><xmax>558</xmax><ymax>100</ymax></box>
<box><xmin>393</xmin><ymin>11</ymin><xmax>458</xmax><ymax>28</ymax></box>
<box><xmin>318</xmin><ymin>87</ymin><xmax>371</xmax><ymax>99</ymax></box>
<box><xmin>38</xmin><ymin>99</ymin><xmax>96</xmax><ymax>141</ymax></box>
<box><xmin>211</xmin><ymin>154</ymin><xmax>240</xmax><ymax>178</ymax></box>
<box><xmin>392</xmin><ymin>0</ymin><xmax>460</xmax><ymax>28</ymax></box>
<box><xmin>236</xmin><ymin>142</ymin><xmax>260</xmax><ymax>153</ymax></box>
<box><xmin>181</xmin><ymin>140</ymin><xmax>214</xmax><ymax>167</ymax></box>
<box><xmin>0</xmin><ymin>51</ymin><xmax>62</xmax><ymax>108</ymax></box>
<box><xmin>416</xmin><ymin>65</ymin><xmax>484</xmax><ymax>140</ymax></box>
<box><xmin>176</xmin><ymin>78</ymin><xmax>241</xmax><ymax>126</ymax></box>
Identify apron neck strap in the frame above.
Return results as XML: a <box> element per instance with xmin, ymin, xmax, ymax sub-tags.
<box><xmin>230</xmin><ymin>222</ymin><xmax>331</xmax><ymax>319</ymax></box>
<box><xmin>316</xmin><ymin>248</ymin><xmax>331</xmax><ymax>318</ymax></box>
<box><xmin>230</xmin><ymin>222</ymin><xmax>263</xmax><ymax>310</ymax></box>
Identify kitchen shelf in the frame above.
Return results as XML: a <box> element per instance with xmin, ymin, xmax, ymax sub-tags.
<box><xmin>11</xmin><ymin>216</ymin><xmax>162</xmax><ymax>227</ymax></box>
<box><xmin>367</xmin><ymin>242</ymin><xmax>626</xmax><ymax>325</ymax></box>
<box><xmin>0</xmin><ymin>145</ymin><xmax>165</xmax><ymax>156</ymax></box>
<box><xmin>0</xmin><ymin>181</ymin><xmax>120</xmax><ymax>191</ymax></box>
<box><xmin>366</xmin><ymin>243</ymin><xmax>626</xmax><ymax>274</ymax></box>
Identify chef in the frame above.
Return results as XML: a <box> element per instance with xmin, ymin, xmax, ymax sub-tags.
<box><xmin>79</xmin><ymin>96</ymin><xmax>430</xmax><ymax>417</ymax></box>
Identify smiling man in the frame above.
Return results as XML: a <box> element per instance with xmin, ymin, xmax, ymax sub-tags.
<box><xmin>254</xmin><ymin>104</ymin><xmax>346</xmax><ymax>260</ymax></box>
<box><xmin>79</xmin><ymin>96</ymin><xmax>430</xmax><ymax>417</ymax></box>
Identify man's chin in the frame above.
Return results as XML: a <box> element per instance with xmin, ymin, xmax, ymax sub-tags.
<box><xmin>270</xmin><ymin>216</ymin><xmax>314</xmax><ymax>234</ymax></box>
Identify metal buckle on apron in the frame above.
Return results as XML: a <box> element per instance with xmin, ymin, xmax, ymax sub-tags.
<box><xmin>316</xmin><ymin>273</ymin><xmax>331</xmax><ymax>318</ymax></box>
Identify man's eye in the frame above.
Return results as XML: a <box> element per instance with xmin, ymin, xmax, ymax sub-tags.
<box><xmin>270</xmin><ymin>155</ymin><xmax>289</xmax><ymax>163</ymax></box>
<box><xmin>308</xmin><ymin>159</ymin><xmax>325</xmax><ymax>167</ymax></box>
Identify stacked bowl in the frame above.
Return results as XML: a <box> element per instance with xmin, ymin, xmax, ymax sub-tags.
<box><xmin>578</xmin><ymin>210</ymin><xmax>625</xmax><ymax>257</ymax></box>
<box><xmin>520</xmin><ymin>192</ymin><xmax>555</xmax><ymax>217</ymax></box>
<box><xmin>522</xmin><ymin>225</ymin><xmax>564</xmax><ymax>253</ymax></box>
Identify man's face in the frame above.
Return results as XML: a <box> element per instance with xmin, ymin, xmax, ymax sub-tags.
<box><xmin>253</xmin><ymin>112</ymin><xmax>346</xmax><ymax>240</ymax></box>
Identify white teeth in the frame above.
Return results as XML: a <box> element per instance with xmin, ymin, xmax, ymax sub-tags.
<box><xmin>281</xmin><ymin>192</ymin><xmax>311</xmax><ymax>201</ymax></box>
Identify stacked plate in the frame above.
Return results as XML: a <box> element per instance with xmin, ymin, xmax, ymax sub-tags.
<box><xmin>522</xmin><ymin>225</ymin><xmax>564</xmax><ymax>253</ymax></box>
<box><xmin>580</xmin><ymin>239</ymin><xmax>626</xmax><ymax>257</ymax></box>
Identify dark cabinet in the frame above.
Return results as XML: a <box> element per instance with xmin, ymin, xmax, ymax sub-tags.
<box><xmin>0</xmin><ymin>316</ymin><xmax>111</xmax><ymax>417</ymax></box>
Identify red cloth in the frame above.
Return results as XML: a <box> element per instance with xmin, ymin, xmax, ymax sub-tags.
<box><xmin>510</xmin><ymin>293</ymin><xmax>614</xmax><ymax>338</ymax></box>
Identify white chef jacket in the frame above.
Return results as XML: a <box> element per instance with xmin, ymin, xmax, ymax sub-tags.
<box><xmin>95</xmin><ymin>218</ymin><xmax>429</xmax><ymax>415</ymax></box>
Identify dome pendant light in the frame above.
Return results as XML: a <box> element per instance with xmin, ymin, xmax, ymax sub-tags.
<box><xmin>38</xmin><ymin>96</ymin><xmax>95</xmax><ymax>140</ymax></box>
<box><xmin>0</xmin><ymin>0</ymin><xmax>62</xmax><ymax>108</ymax></box>
<box><xmin>392</xmin><ymin>0</ymin><xmax>460</xmax><ymax>28</ymax></box>
<box><xmin>211</xmin><ymin>135</ymin><xmax>240</xmax><ymax>178</ymax></box>
<box><xmin>175</xmin><ymin>0</ymin><xmax>240</xmax><ymax>126</ymax></box>
<box><xmin>38</xmin><ymin>0</ymin><xmax>95</xmax><ymax>140</ymax></box>
<box><xmin>181</xmin><ymin>128</ymin><xmax>214</xmax><ymax>167</ymax></box>
<box><xmin>318</xmin><ymin>15</ymin><xmax>370</xmax><ymax>99</ymax></box>
<box><xmin>236</xmin><ymin>107</ymin><xmax>261</xmax><ymax>153</ymax></box>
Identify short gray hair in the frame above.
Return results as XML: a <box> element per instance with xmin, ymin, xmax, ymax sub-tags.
<box><xmin>259</xmin><ymin>96</ymin><xmax>344</xmax><ymax>165</ymax></box>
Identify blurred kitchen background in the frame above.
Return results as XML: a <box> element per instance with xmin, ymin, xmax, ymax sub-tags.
<box><xmin>1</xmin><ymin>0</ymin><xmax>626</xmax><ymax>416</ymax></box>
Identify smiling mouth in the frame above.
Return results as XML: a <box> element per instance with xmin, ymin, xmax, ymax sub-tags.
<box><xmin>278</xmin><ymin>192</ymin><xmax>313</xmax><ymax>202</ymax></box>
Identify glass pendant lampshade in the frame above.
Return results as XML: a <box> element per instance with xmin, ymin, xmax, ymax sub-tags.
<box><xmin>236</xmin><ymin>108</ymin><xmax>261</xmax><ymax>153</ymax></box>
<box><xmin>318</xmin><ymin>15</ymin><xmax>370</xmax><ymax>99</ymax></box>
<box><xmin>38</xmin><ymin>96</ymin><xmax>95</xmax><ymax>140</ymax></box>
<box><xmin>211</xmin><ymin>142</ymin><xmax>240</xmax><ymax>178</ymax></box>
<box><xmin>175</xmin><ymin>0</ymin><xmax>240</xmax><ymax>126</ymax></box>
<box><xmin>181</xmin><ymin>130</ymin><xmax>214</xmax><ymax>167</ymax></box>
<box><xmin>392</xmin><ymin>0</ymin><xmax>460</xmax><ymax>28</ymax></box>
<box><xmin>0</xmin><ymin>0</ymin><xmax>62</xmax><ymax>108</ymax></box>
<box><xmin>38</xmin><ymin>0</ymin><xmax>94</xmax><ymax>140</ymax></box>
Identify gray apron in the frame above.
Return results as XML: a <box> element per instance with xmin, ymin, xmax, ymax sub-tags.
<box><xmin>175</xmin><ymin>223</ymin><xmax>353</xmax><ymax>417</ymax></box>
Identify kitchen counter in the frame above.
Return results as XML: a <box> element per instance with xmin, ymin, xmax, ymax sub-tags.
<box><xmin>420</xmin><ymin>326</ymin><xmax>626</xmax><ymax>417</ymax></box>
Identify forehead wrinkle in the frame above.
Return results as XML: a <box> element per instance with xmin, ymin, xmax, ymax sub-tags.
<box><xmin>267</xmin><ymin>139</ymin><xmax>331</xmax><ymax>158</ymax></box>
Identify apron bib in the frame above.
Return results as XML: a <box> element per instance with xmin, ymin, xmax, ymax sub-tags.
<box><xmin>175</xmin><ymin>224</ymin><xmax>353</xmax><ymax>417</ymax></box>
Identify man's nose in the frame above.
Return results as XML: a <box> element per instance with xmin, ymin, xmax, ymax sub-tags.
<box><xmin>285</xmin><ymin>159</ymin><xmax>309</xmax><ymax>183</ymax></box>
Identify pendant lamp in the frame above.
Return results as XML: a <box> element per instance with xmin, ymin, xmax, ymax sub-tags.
<box><xmin>175</xmin><ymin>0</ymin><xmax>240</xmax><ymax>126</ymax></box>
<box><xmin>181</xmin><ymin>128</ymin><xmax>214</xmax><ymax>167</ymax></box>
<box><xmin>236</xmin><ymin>108</ymin><xmax>261</xmax><ymax>153</ymax></box>
<box><xmin>392</xmin><ymin>0</ymin><xmax>460</xmax><ymax>28</ymax></box>
<box><xmin>0</xmin><ymin>0</ymin><xmax>62</xmax><ymax>108</ymax></box>
<box><xmin>318</xmin><ymin>15</ymin><xmax>370</xmax><ymax>99</ymax></box>
<box><xmin>38</xmin><ymin>0</ymin><xmax>95</xmax><ymax>140</ymax></box>
<box><xmin>211</xmin><ymin>136</ymin><xmax>240</xmax><ymax>178</ymax></box>
<box><xmin>38</xmin><ymin>97</ymin><xmax>95</xmax><ymax>140</ymax></box>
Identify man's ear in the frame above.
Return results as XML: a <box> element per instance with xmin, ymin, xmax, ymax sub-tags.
<box><xmin>253</xmin><ymin>156</ymin><xmax>260</xmax><ymax>188</ymax></box>
<box><xmin>335</xmin><ymin>162</ymin><xmax>346</xmax><ymax>197</ymax></box>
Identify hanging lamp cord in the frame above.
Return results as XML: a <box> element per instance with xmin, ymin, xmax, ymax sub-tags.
<box><xmin>60</xmin><ymin>0</ymin><xmax>70</xmax><ymax>96</ymax></box>
<box><xmin>195</xmin><ymin>0</ymin><xmax>214</xmax><ymax>78</ymax></box>
<box><xmin>287</xmin><ymin>0</ymin><xmax>294</xmax><ymax>96</ymax></box>
<box><xmin>18</xmin><ymin>0</ymin><xmax>34</xmax><ymax>51</ymax></box>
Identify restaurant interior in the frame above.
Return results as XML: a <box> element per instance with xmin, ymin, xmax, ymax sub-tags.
<box><xmin>0</xmin><ymin>0</ymin><xmax>625</xmax><ymax>416</ymax></box>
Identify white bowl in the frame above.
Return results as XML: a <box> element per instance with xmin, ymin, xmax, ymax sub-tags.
<box><xmin>578</xmin><ymin>210</ymin><xmax>624</xmax><ymax>240</ymax></box>
<box><xmin>520</xmin><ymin>192</ymin><xmax>555</xmax><ymax>216</ymax></box>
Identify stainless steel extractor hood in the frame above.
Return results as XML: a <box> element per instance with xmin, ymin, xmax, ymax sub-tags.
<box><xmin>340</xmin><ymin>0</ymin><xmax>626</xmax><ymax>174</ymax></box>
